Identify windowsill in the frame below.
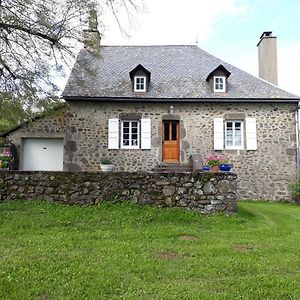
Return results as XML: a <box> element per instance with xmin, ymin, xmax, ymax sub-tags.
<box><xmin>133</xmin><ymin>92</ymin><xmax>147</xmax><ymax>95</ymax></box>
<box><xmin>225</xmin><ymin>147</ymin><xmax>244</xmax><ymax>150</ymax></box>
<box><xmin>213</xmin><ymin>91</ymin><xmax>227</xmax><ymax>95</ymax></box>
<box><xmin>120</xmin><ymin>147</ymin><xmax>140</xmax><ymax>150</ymax></box>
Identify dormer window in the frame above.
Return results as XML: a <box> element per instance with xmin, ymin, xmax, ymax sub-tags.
<box><xmin>129</xmin><ymin>64</ymin><xmax>151</xmax><ymax>93</ymax></box>
<box><xmin>134</xmin><ymin>76</ymin><xmax>146</xmax><ymax>92</ymax></box>
<box><xmin>206</xmin><ymin>64</ymin><xmax>231</xmax><ymax>94</ymax></box>
<box><xmin>214</xmin><ymin>76</ymin><xmax>226</xmax><ymax>92</ymax></box>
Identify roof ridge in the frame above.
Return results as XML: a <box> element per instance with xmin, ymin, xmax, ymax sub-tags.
<box><xmin>99</xmin><ymin>44</ymin><xmax>198</xmax><ymax>48</ymax></box>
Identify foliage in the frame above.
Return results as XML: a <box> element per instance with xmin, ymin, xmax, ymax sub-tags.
<box><xmin>289</xmin><ymin>171</ymin><xmax>300</xmax><ymax>200</ymax></box>
<box><xmin>0</xmin><ymin>148</ymin><xmax>12</xmax><ymax>161</ymax></box>
<box><xmin>204</xmin><ymin>154</ymin><xmax>228</xmax><ymax>167</ymax></box>
<box><xmin>0</xmin><ymin>0</ymin><xmax>143</xmax><ymax>129</ymax></box>
<box><xmin>0</xmin><ymin>200</ymin><xmax>300</xmax><ymax>299</ymax></box>
<box><xmin>100</xmin><ymin>157</ymin><xmax>112</xmax><ymax>164</ymax></box>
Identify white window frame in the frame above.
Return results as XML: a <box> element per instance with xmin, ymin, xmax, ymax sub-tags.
<box><xmin>214</xmin><ymin>76</ymin><xmax>226</xmax><ymax>92</ymax></box>
<box><xmin>225</xmin><ymin>120</ymin><xmax>244</xmax><ymax>150</ymax></box>
<box><xmin>121</xmin><ymin>120</ymin><xmax>140</xmax><ymax>149</ymax></box>
<box><xmin>134</xmin><ymin>76</ymin><xmax>147</xmax><ymax>92</ymax></box>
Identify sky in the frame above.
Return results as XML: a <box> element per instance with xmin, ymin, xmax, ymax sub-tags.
<box><xmin>99</xmin><ymin>0</ymin><xmax>300</xmax><ymax>96</ymax></box>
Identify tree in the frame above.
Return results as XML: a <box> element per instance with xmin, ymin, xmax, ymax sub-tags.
<box><xmin>0</xmin><ymin>0</ymin><xmax>142</xmax><ymax>130</ymax></box>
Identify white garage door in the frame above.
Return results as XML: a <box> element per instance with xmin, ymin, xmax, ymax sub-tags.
<box><xmin>22</xmin><ymin>138</ymin><xmax>64</xmax><ymax>171</ymax></box>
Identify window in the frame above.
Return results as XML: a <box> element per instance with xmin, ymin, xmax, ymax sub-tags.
<box><xmin>108</xmin><ymin>118</ymin><xmax>151</xmax><ymax>150</ymax></box>
<box><xmin>134</xmin><ymin>76</ymin><xmax>146</xmax><ymax>92</ymax></box>
<box><xmin>214</xmin><ymin>76</ymin><xmax>226</xmax><ymax>92</ymax></box>
<box><xmin>121</xmin><ymin>121</ymin><xmax>139</xmax><ymax>149</ymax></box>
<box><xmin>225</xmin><ymin>120</ymin><xmax>244</xmax><ymax>149</ymax></box>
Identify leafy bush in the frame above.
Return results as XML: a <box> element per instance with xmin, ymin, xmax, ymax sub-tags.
<box><xmin>289</xmin><ymin>171</ymin><xmax>300</xmax><ymax>203</ymax></box>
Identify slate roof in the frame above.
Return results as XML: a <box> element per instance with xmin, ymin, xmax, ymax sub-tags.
<box><xmin>62</xmin><ymin>45</ymin><xmax>299</xmax><ymax>100</ymax></box>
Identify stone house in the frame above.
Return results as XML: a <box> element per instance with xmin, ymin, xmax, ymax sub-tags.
<box><xmin>2</xmin><ymin>25</ymin><xmax>300</xmax><ymax>201</ymax></box>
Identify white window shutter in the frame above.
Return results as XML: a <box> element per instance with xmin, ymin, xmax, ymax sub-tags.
<box><xmin>108</xmin><ymin>119</ymin><xmax>119</xmax><ymax>149</ymax></box>
<box><xmin>246</xmin><ymin>118</ymin><xmax>257</xmax><ymax>150</ymax></box>
<box><xmin>141</xmin><ymin>118</ymin><xmax>151</xmax><ymax>149</ymax></box>
<box><xmin>214</xmin><ymin>118</ymin><xmax>224</xmax><ymax>150</ymax></box>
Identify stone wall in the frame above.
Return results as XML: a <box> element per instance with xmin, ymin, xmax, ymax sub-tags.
<box><xmin>3</xmin><ymin>100</ymin><xmax>298</xmax><ymax>201</ymax></box>
<box><xmin>65</xmin><ymin>101</ymin><xmax>298</xmax><ymax>201</ymax></box>
<box><xmin>7</xmin><ymin>105</ymin><xmax>66</xmax><ymax>156</ymax></box>
<box><xmin>0</xmin><ymin>171</ymin><xmax>237</xmax><ymax>214</ymax></box>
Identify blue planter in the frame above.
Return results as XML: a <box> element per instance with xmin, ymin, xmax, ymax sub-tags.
<box><xmin>202</xmin><ymin>165</ymin><xmax>210</xmax><ymax>172</ymax></box>
<box><xmin>219</xmin><ymin>164</ymin><xmax>232</xmax><ymax>172</ymax></box>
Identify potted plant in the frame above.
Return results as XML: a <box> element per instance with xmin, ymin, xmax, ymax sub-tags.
<box><xmin>219</xmin><ymin>157</ymin><xmax>232</xmax><ymax>172</ymax></box>
<box><xmin>0</xmin><ymin>149</ymin><xmax>12</xmax><ymax>170</ymax></box>
<box><xmin>203</xmin><ymin>154</ymin><xmax>223</xmax><ymax>173</ymax></box>
<box><xmin>203</xmin><ymin>154</ymin><xmax>232</xmax><ymax>173</ymax></box>
<box><xmin>100</xmin><ymin>158</ymin><xmax>115</xmax><ymax>172</ymax></box>
<box><xmin>202</xmin><ymin>165</ymin><xmax>210</xmax><ymax>172</ymax></box>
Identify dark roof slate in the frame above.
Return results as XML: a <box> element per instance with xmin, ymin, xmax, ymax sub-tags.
<box><xmin>62</xmin><ymin>45</ymin><xmax>299</xmax><ymax>99</ymax></box>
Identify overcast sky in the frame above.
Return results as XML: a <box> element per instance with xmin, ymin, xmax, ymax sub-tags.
<box><xmin>100</xmin><ymin>0</ymin><xmax>300</xmax><ymax>96</ymax></box>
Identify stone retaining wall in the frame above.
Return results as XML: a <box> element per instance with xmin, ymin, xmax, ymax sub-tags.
<box><xmin>0</xmin><ymin>171</ymin><xmax>237</xmax><ymax>214</ymax></box>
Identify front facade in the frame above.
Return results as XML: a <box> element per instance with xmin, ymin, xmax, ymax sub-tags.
<box><xmin>3</xmin><ymin>32</ymin><xmax>300</xmax><ymax>201</ymax></box>
<box><xmin>63</xmin><ymin>100</ymin><xmax>297</xmax><ymax>200</ymax></box>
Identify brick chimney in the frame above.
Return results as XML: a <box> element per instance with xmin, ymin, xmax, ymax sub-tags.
<box><xmin>257</xmin><ymin>31</ymin><xmax>278</xmax><ymax>85</ymax></box>
<box><xmin>83</xmin><ymin>9</ymin><xmax>101</xmax><ymax>53</ymax></box>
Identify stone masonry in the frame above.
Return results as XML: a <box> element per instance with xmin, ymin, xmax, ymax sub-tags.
<box><xmin>65</xmin><ymin>101</ymin><xmax>297</xmax><ymax>201</ymax></box>
<box><xmin>0</xmin><ymin>171</ymin><xmax>237</xmax><ymax>214</ymax></box>
<box><xmin>5</xmin><ymin>101</ymin><xmax>298</xmax><ymax>201</ymax></box>
<box><xmin>7</xmin><ymin>106</ymin><xmax>66</xmax><ymax>150</ymax></box>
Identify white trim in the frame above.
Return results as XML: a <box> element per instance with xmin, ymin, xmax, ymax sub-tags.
<box><xmin>225</xmin><ymin>120</ymin><xmax>244</xmax><ymax>150</ymax></box>
<box><xmin>108</xmin><ymin>118</ymin><xmax>119</xmax><ymax>149</ymax></box>
<box><xmin>213</xmin><ymin>76</ymin><xmax>226</xmax><ymax>92</ymax></box>
<box><xmin>214</xmin><ymin>118</ymin><xmax>224</xmax><ymax>150</ymax></box>
<box><xmin>134</xmin><ymin>76</ymin><xmax>147</xmax><ymax>92</ymax></box>
<box><xmin>141</xmin><ymin>118</ymin><xmax>151</xmax><ymax>149</ymax></box>
<box><xmin>121</xmin><ymin>120</ymin><xmax>140</xmax><ymax>149</ymax></box>
<box><xmin>246</xmin><ymin>118</ymin><xmax>257</xmax><ymax>150</ymax></box>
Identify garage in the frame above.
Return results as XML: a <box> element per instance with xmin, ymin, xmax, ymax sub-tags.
<box><xmin>22</xmin><ymin>138</ymin><xmax>64</xmax><ymax>171</ymax></box>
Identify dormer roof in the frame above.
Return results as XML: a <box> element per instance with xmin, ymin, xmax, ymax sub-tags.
<box><xmin>129</xmin><ymin>64</ymin><xmax>151</xmax><ymax>82</ymax></box>
<box><xmin>206</xmin><ymin>64</ymin><xmax>231</xmax><ymax>81</ymax></box>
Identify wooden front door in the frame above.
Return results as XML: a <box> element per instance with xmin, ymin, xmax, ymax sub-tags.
<box><xmin>162</xmin><ymin>120</ymin><xmax>179</xmax><ymax>163</ymax></box>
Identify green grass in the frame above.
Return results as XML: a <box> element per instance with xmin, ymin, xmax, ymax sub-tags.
<box><xmin>0</xmin><ymin>200</ymin><xmax>300</xmax><ymax>299</ymax></box>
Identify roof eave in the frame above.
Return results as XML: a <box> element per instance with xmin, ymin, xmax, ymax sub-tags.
<box><xmin>63</xmin><ymin>96</ymin><xmax>300</xmax><ymax>104</ymax></box>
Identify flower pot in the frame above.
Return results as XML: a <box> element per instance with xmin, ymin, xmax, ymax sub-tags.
<box><xmin>210</xmin><ymin>165</ymin><xmax>219</xmax><ymax>173</ymax></box>
<box><xmin>219</xmin><ymin>164</ymin><xmax>232</xmax><ymax>172</ymax></box>
<box><xmin>100</xmin><ymin>164</ymin><xmax>115</xmax><ymax>172</ymax></box>
<box><xmin>202</xmin><ymin>165</ymin><xmax>210</xmax><ymax>172</ymax></box>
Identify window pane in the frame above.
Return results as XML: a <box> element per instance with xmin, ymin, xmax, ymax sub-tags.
<box><xmin>131</xmin><ymin>139</ymin><xmax>138</xmax><ymax>146</ymax></box>
<box><xmin>123</xmin><ymin>134</ymin><xmax>129</xmax><ymax>140</ymax></box>
<box><xmin>132</xmin><ymin>122</ymin><xmax>138</xmax><ymax>128</ymax></box>
<box><xmin>123</xmin><ymin>122</ymin><xmax>129</xmax><ymax>128</ymax></box>
<box><xmin>164</xmin><ymin>122</ymin><xmax>170</xmax><ymax>140</ymax></box>
<box><xmin>123</xmin><ymin>140</ymin><xmax>129</xmax><ymax>146</ymax></box>
<box><xmin>132</xmin><ymin>127</ymin><xmax>137</xmax><ymax>134</ymax></box>
<box><xmin>226</xmin><ymin>122</ymin><xmax>233</xmax><ymax>146</ymax></box>
<box><xmin>132</xmin><ymin>134</ymin><xmax>138</xmax><ymax>140</ymax></box>
<box><xmin>124</xmin><ymin>128</ymin><xmax>129</xmax><ymax>133</ymax></box>
<box><xmin>171</xmin><ymin>122</ymin><xmax>177</xmax><ymax>140</ymax></box>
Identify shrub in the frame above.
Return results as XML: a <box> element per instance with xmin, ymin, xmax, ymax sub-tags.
<box><xmin>289</xmin><ymin>171</ymin><xmax>300</xmax><ymax>204</ymax></box>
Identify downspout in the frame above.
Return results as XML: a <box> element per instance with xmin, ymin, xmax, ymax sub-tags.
<box><xmin>296</xmin><ymin>103</ymin><xmax>300</xmax><ymax>172</ymax></box>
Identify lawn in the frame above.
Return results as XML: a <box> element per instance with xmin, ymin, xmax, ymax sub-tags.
<box><xmin>0</xmin><ymin>200</ymin><xmax>300</xmax><ymax>299</ymax></box>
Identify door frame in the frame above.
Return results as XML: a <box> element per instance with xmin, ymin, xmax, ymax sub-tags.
<box><xmin>162</xmin><ymin>120</ymin><xmax>180</xmax><ymax>163</ymax></box>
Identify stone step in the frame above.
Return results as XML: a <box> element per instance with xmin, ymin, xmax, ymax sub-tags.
<box><xmin>153</xmin><ymin>164</ymin><xmax>192</xmax><ymax>173</ymax></box>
